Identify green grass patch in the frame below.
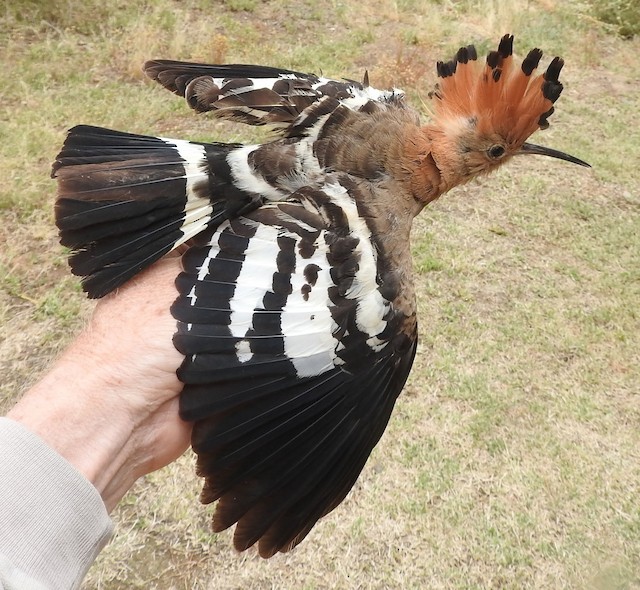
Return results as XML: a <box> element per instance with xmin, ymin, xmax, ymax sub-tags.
<box><xmin>591</xmin><ymin>0</ymin><xmax>640</xmax><ymax>37</ymax></box>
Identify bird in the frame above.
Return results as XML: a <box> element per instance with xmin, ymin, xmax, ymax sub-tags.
<box><xmin>52</xmin><ymin>34</ymin><xmax>589</xmax><ymax>558</ymax></box>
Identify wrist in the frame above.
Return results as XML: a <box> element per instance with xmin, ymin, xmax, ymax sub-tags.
<box><xmin>7</xmin><ymin>256</ymin><xmax>190</xmax><ymax>512</ymax></box>
<box><xmin>7</xmin><ymin>353</ymin><xmax>142</xmax><ymax>511</ymax></box>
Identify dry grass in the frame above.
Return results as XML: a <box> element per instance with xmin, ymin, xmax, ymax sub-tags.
<box><xmin>1</xmin><ymin>0</ymin><xmax>639</xmax><ymax>588</ymax></box>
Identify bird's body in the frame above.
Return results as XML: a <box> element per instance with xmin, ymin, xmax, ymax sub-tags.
<box><xmin>53</xmin><ymin>35</ymin><xmax>588</xmax><ymax>557</ymax></box>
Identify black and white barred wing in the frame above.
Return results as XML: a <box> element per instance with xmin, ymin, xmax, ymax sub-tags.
<box><xmin>144</xmin><ymin>60</ymin><xmax>405</xmax><ymax>128</ymax></box>
<box><xmin>173</xmin><ymin>183</ymin><xmax>417</xmax><ymax>557</ymax></box>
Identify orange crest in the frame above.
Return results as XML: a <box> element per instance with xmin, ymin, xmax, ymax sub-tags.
<box><xmin>429</xmin><ymin>34</ymin><xmax>563</xmax><ymax>149</ymax></box>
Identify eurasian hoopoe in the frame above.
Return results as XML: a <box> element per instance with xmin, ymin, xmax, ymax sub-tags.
<box><xmin>52</xmin><ymin>34</ymin><xmax>589</xmax><ymax>558</ymax></box>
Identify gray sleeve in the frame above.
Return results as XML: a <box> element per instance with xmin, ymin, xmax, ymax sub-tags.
<box><xmin>0</xmin><ymin>417</ymin><xmax>113</xmax><ymax>590</ymax></box>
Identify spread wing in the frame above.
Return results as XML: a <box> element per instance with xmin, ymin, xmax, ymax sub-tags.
<box><xmin>172</xmin><ymin>179</ymin><xmax>417</xmax><ymax>557</ymax></box>
<box><xmin>143</xmin><ymin>60</ymin><xmax>405</xmax><ymax>129</ymax></box>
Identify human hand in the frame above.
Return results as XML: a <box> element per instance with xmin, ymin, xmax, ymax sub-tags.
<box><xmin>8</xmin><ymin>255</ymin><xmax>191</xmax><ymax>511</ymax></box>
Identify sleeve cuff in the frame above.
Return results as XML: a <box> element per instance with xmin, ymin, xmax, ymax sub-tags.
<box><xmin>0</xmin><ymin>417</ymin><xmax>113</xmax><ymax>590</ymax></box>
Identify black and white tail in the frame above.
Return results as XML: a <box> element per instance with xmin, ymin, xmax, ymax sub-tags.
<box><xmin>53</xmin><ymin>125</ymin><xmax>259</xmax><ymax>298</ymax></box>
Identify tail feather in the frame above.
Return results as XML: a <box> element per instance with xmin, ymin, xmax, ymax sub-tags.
<box><xmin>53</xmin><ymin>125</ymin><xmax>249</xmax><ymax>298</ymax></box>
<box><xmin>66</xmin><ymin>212</ymin><xmax>183</xmax><ymax>274</ymax></box>
<box><xmin>58</xmin><ymin>196</ymin><xmax>215</xmax><ymax>250</ymax></box>
<box><xmin>72</xmin><ymin>233</ymin><xmax>178</xmax><ymax>296</ymax></box>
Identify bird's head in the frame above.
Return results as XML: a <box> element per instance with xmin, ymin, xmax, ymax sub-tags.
<box><xmin>408</xmin><ymin>34</ymin><xmax>589</xmax><ymax>204</ymax></box>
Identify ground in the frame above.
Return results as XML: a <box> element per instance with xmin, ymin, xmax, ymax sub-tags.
<box><xmin>1</xmin><ymin>0</ymin><xmax>639</xmax><ymax>588</ymax></box>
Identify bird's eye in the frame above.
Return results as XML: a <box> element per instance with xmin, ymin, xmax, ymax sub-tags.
<box><xmin>487</xmin><ymin>145</ymin><xmax>506</xmax><ymax>160</ymax></box>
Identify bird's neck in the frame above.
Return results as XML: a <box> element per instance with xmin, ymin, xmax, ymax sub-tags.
<box><xmin>397</xmin><ymin>125</ymin><xmax>462</xmax><ymax>208</ymax></box>
<box><xmin>313</xmin><ymin>115</ymin><xmax>450</xmax><ymax>214</ymax></box>
<box><xmin>308</xmin><ymin>110</ymin><xmax>463</xmax><ymax>215</ymax></box>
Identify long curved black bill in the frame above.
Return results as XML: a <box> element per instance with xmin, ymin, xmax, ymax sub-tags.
<box><xmin>519</xmin><ymin>142</ymin><xmax>591</xmax><ymax>167</ymax></box>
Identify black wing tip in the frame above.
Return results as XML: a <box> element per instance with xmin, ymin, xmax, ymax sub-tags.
<box><xmin>143</xmin><ymin>59</ymin><xmax>310</xmax><ymax>80</ymax></box>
